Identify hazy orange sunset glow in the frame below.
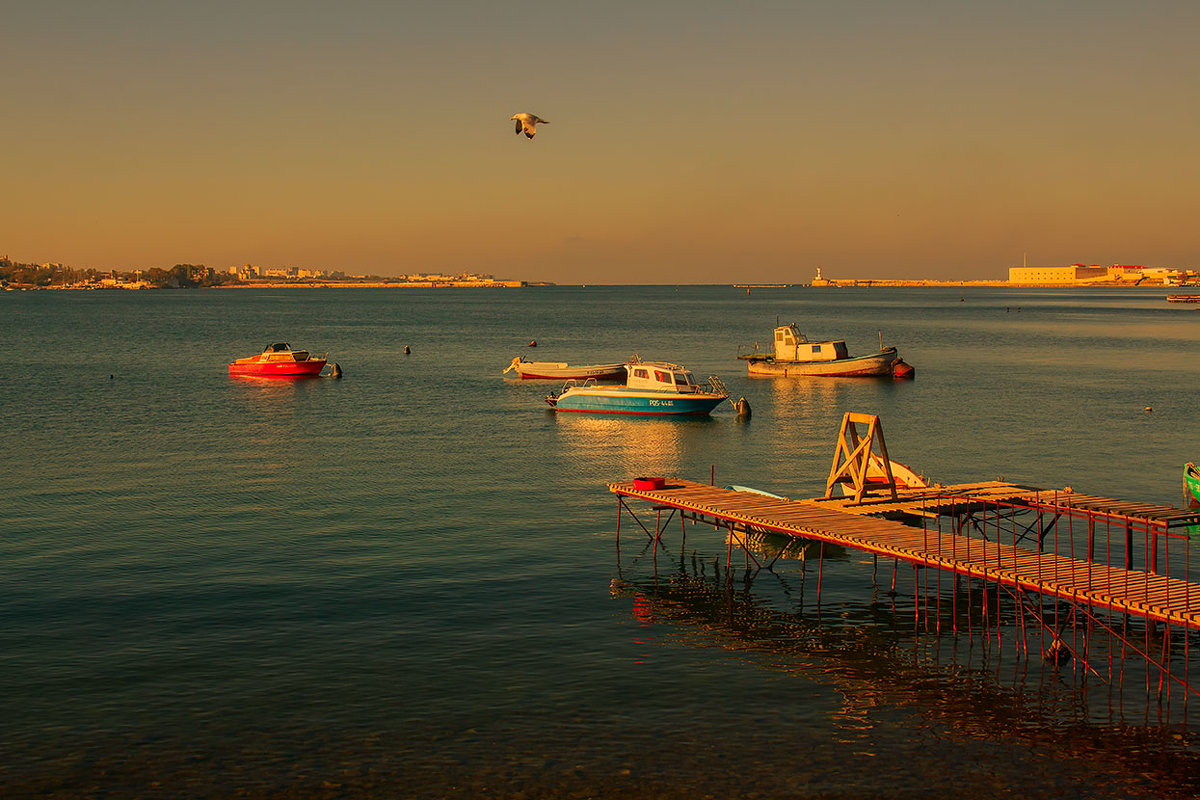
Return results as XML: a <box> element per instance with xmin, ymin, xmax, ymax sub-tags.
<box><xmin>4</xmin><ymin>1</ymin><xmax>1198</xmax><ymax>283</ymax></box>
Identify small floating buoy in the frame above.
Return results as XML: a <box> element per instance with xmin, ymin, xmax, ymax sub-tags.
<box><xmin>528</xmin><ymin>340</ymin><xmax>537</xmax><ymax>347</ymax></box>
<box><xmin>1145</xmin><ymin>406</ymin><xmax>1152</xmax><ymax>412</ymax></box>
<box><xmin>403</xmin><ymin>345</ymin><xmax>410</xmax><ymax>355</ymax></box>
<box><xmin>892</xmin><ymin>360</ymin><xmax>915</xmax><ymax>380</ymax></box>
<box><xmin>109</xmin><ymin>374</ymin><xmax>114</xmax><ymax>380</ymax></box>
<box><xmin>734</xmin><ymin>397</ymin><xmax>751</xmax><ymax>419</ymax></box>
<box><xmin>329</xmin><ymin>362</ymin><xmax>342</xmax><ymax>379</ymax></box>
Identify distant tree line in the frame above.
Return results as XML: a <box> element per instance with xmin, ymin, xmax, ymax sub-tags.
<box><xmin>144</xmin><ymin>265</ymin><xmax>236</xmax><ymax>288</ymax></box>
<box><xmin>0</xmin><ymin>258</ymin><xmax>78</xmax><ymax>286</ymax></box>
<box><xmin>0</xmin><ymin>258</ymin><xmax>238</xmax><ymax>288</ymax></box>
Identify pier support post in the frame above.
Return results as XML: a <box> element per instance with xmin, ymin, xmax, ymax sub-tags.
<box><xmin>816</xmin><ymin>542</ymin><xmax>825</xmax><ymax>608</ymax></box>
<box><xmin>616</xmin><ymin>496</ymin><xmax>622</xmax><ymax>544</ymax></box>
<box><xmin>1125</xmin><ymin>523</ymin><xmax>1134</xmax><ymax>571</ymax></box>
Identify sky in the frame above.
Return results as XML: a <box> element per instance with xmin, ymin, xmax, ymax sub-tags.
<box><xmin>3</xmin><ymin>1</ymin><xmax>1198</xmax><ymax>284</ymax></box>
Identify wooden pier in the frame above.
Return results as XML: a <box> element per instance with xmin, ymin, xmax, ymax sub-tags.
<box><xmin>607</xmin><ymin>413</ymin><xmax>1200</xmax><ymax>706</ymax></box>
<box><xmin>609</xmin><ymin>477</ymin><xmax>1200</xmax><ymax>629</ymax></box>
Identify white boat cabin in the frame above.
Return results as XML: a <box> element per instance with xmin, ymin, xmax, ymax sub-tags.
<box><xmin>257</xmin><ymin>343</ymin><xmax>316</xmax><ymax>362</ymax></box>
<box><xmin>625</xmin><ymin>362</ymin><xmax>704</xmax><ymax>393</ymax></box>
<box><xmin>772</xmin><ymin>324</ymin><xmax>848</xmax><ymax>363</ymax></box>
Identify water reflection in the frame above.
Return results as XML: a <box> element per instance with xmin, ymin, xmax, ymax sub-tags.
<box><xmin>757</xmin><ymin>375</ymin><xmax>910</xmax><ymax>440</ymax></box>
<box><xmin>725</xmin><ymin>528</ymin><xmax>848</xmax><ymax>564</ymax></box>
<box><xmin>551</xmin><ymin>413</ymin><xmax>715</xmax><ymax>477</ymax></box>
<box><xmin>761</xmin><ymin>373</ymin><xmax>907</xmax><ymax>407</ymax></box>
<box><xmin>227</xmin><ymin>374</ymin><xmax>326</xmax><ymax>415</ymax></box>
<box><xmin>610</xmin><ymin>559</ymin><xmax>1200</xmax><ymax>798</ymax></box>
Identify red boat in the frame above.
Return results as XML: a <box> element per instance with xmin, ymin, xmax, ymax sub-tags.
<box><xmin>228</xmin><ymin>342</ymin><xmax>328</xmax><ymax>377</ymax></box>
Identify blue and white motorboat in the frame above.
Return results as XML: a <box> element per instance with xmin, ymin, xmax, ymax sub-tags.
<box><xmin>546</xmin><ymin>360</ymin><xmax>730</xmax><ymax>416</ymax></box>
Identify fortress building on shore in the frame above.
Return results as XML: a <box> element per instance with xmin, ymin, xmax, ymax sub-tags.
<box><xmin>799</xmin><ymin>263</ymin><xmax>1196</xmax><ymax>289</ymax></box>
<box><xmin>1007</xmin><ymin>264</ymin><xmax>1196</xmax><ymax>286</ymax></box>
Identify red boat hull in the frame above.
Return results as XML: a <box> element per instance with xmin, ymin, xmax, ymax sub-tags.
<box><xmin>228</xmin><ymin>359</ymin><xmax>326</xmax><ymax>377</ymax></box>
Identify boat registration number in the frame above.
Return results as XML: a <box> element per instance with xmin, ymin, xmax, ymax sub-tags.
<box><xmin>649</xmin><ymin>400</ymin><xmax>675</xmax><ymax>407</ymax></box>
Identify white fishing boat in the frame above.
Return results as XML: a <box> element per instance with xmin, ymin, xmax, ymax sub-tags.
<box><xmin>738</xmin><ymin>323</ymin><xmax>903</xmax><ymax>377</ymax></box>
<box><xmin>503</xmin><ymin>357</ymin><xmax>626</xmax><ymax>381</ymax></box>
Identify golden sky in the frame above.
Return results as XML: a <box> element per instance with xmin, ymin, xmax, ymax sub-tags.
<box><xmin>4</xmin><ymin>1</ymin><xmax>1198</xmax><ymax>283</ymax></box>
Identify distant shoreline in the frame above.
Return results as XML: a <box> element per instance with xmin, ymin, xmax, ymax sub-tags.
<box><xmin>6</xmin><ymin>279</ymin><xmax>1192</xmax><ymax>291</ymax></box>
<box><xmin>216</xmin><ymin>280</ymin><xmax>526</xmax><ymax>289</ymax></box>
<box><xmin>6</xmin><ymin>279</ymin><xmax>529</xmax><ymax>291</ymax></box>
<box><xmin>801</xmin><ymin>279</ymin><xmax>1184</xmax><ymax>288</ymax></box>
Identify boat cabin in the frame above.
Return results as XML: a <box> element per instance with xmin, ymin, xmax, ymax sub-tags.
<box><xmin>772</xmin><ymin>324</ymin><xmax>848</xmax><ymax>363</ymax></box>
<box><xmin>260</xmin><ymin>343</ymin><xmax>311</xmax><ymax>362</ymax></box>
<box><xmin>625</xmin><ymin>362</ymin><xmax>703</xmax><ymax>393</ymax></box>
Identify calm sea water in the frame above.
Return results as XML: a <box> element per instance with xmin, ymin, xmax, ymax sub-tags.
<box><xmin>3</xmin><ymin>285</ymin><xmax>1200</xmax><ymax>798</ymax></box>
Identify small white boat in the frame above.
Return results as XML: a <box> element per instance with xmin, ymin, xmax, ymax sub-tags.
<box><xmin>546</xmin><ymin>360</ymin><xmax>730</xmax><ymax>416</ymax></box>
<box><xmin>503</xmin><ymin>356</ymin><xmax>626</xmax><ymax>381</ymax></box>
<box><xmin>829</xmin><ymin>454</ymin><xmax>928</xmax><ymax>498</ymax></box>
<box><xmin>738</xmin><ymin>323</ymin><xmax>901</xmax><ymax>377</ymax></box>
<box><xmin>725</xmin><ymin>485</ymin><xmax>787</xmax><ymax>499</ymax></box>
<box><xmin>864</xmin><ymin>454</ymin><xmax>928</xmax><ymax>489</ymax></box>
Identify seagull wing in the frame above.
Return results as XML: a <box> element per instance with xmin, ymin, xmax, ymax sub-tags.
<box><xmin>510</xmin><ymin>112</ymin><xmax>545</xmax><ymax>139</ymax></box>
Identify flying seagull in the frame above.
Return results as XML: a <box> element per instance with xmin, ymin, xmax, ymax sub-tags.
<box><xmin>510</xmin><ymin>112</ymin><xmax>548</xmax><ymax>139</ymax></box>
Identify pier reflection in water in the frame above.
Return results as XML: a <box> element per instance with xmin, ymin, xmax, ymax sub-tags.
<box><xmin>613</xmin><ymin>522</ymin><xmax>1200</xmax><ymax>800</ymax></box>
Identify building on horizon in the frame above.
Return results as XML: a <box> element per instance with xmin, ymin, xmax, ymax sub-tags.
<box><xmin>1009</xmin><ymin>263</ymin><xmax>1192</xmax><ymax>285</ymax></box>
<box><xmin>1008</xmin><ymin>264</ymin><xmax>1108</xmax><ymax>283</ymax></box>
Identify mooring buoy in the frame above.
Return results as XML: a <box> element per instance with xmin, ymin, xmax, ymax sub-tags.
<box><xmin>734</xmin><ymin>397</ymin><xmax>751</xmax><ymax>419</ymax></box>
<box><xmin>329</xmin><ymin>362</ymin><xmax>342</xmax><ymax>379</ymax></box>
<box><xmin>403</xmin><ymin>345</ymin><xmax>410</xmax><ymax>355</ymax></box>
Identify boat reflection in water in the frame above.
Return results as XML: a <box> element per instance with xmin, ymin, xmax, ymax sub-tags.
<box><xmin>550</xmin><ymin>412</ymin><xmax>715</xmax><ymax>480</ymax></box>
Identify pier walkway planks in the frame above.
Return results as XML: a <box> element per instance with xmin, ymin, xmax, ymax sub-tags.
<box><xmin>609</xmin><ymin>478</ymin><xmax>1200</xmax><ymax>630</ymax></box>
